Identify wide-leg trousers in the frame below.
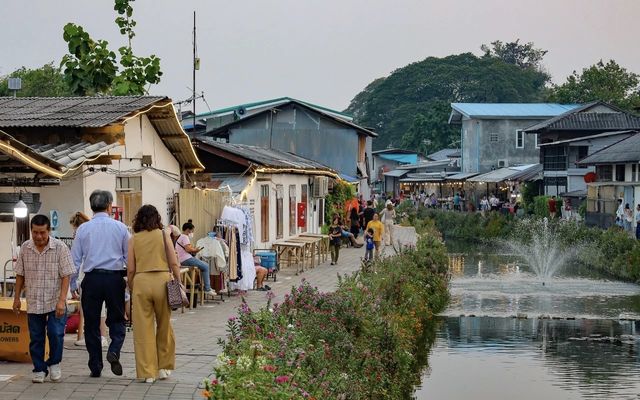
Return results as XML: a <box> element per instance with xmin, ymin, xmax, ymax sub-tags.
<box><xmin>131</xmin><ymin>271</ymin><xmax>176</xmax><ymax>379</ymax></box>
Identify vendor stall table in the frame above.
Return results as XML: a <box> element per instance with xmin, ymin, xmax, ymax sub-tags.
<box><xmin>272</xmin><ymin>241</ymin><xmax>306</xmax><ymax>275</ymax></box>
<box><xmin>299</xmin><ymin>233</ymin><xmax>330</xmax><ymax>263</ymax></box>
<box><xmin>288</xmin><ymin>236</ymin><xmax>322</xmax><ymax>269</ymax></box>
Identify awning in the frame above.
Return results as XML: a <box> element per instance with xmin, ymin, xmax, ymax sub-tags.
<box><xmin>211</xmin><ymin>175</ymin><xmax>250</xmax><ymax>194</ymax></box>
<box><xmin>378</xmin><ymin>153</ymin><xmax>418</xmax><ymax>164</ymax></box>
<box><xmin>467</xmin><ymin>164</ymin><xmax>542</xmax><ymax>183</ymax></box>
<box><xmin>399</xmin><ymin>172</ymin><xmax>456</xmax><ymax>183</ymax></box>
<box><xmin>339</xmin><ymin>173</ymin><xmax>360</xmax><ymax>183</ymax></box>
<box><xmin>383</xmin><ymin>169</ymin><xmax>409</xmax><ymax>178</ymax></box>
<box><xmin>446</xmin><ymin>172</ymin><xmax>480</xmax><ymax>181</ymax></box>
<box><xmin>559</xmin><ymin>189</ymin><xmax>587</xmax><ymax>198</ymax></box>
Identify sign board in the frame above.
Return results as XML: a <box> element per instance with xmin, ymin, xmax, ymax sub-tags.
<box><xmin>50</xmin><ymin>210</ymin><xmax>59</xmax><ymax>230</ymax></box>
<box><xmin>297</xmin><ymin>202</ymin><xmax>307</xmax><ymax>228</ymax></box>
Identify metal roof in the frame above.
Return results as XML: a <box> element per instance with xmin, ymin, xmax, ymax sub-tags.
<box><xmin>372</xmin><ymin>148</ymin><xmax>420</xmax><ymax>155</ymax></box>
<box><xmin>194</xmin><ymin>138</ymin><xmax>336</xmax><ymax>175</ymax></box>
<box><xmin>0</xmin><ymin>96</ymin><xmax>204</xmax><ymax>171</ymax></box>
<box><xmin>204</xmin><ymin>99</ymin><xmax>377</xmax><ymax>138</ymax></box>
<box><xmin>447</xmin><ymin>172</ymin><xmax>480</xmax><ymax>180</ymax></box>
<box><xmin>383</xmin><ymin>169</ymin><xmax>409</xmax><ymax>178</ymax></box>
<box><xmin>427</xmin><ymin>148</ymin><xmax>459</xmax><ymax>161</ymax></box>
<box><xmin>467</xmin><ymin>164</ymin><xmax>542</xmax><ymax>183</ymax></box>
<box><xmin>523</xmin><ymin>102</ymin><xmax>640</xmax><ymax>133</ymax></box>
<box><xmin>577</xmin><ymin>133</ymin><xmax>640</xmax><ymax>166</ymax></box>
<box><xmin>197</xmin><ymin>97</ymin><xmax>353</xmax><ymax>121</ymax></box>
<box><xmin>399</xmin><ymin>172</ymin><xmax>457</xmax><ymax>182</ymax></box>
<box><xmin>449</xmin><ymin>103</ymin><xmax>579</xmax><ymax>123</ymax></box>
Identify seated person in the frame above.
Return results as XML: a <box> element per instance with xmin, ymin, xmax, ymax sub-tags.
<box><xmin>253</xmin><ymin>256</ymin><xmax>272</xmax><ymax>292</ymax></box>
<box><xmin>175</xmin><ymin>220</ymin><xmax>216</xmax><ymax>297</ymax></box>
<box><xmin>332</xmin><ymin>214</ymin><xmax>363</xmax><ymax>248</ymax></box>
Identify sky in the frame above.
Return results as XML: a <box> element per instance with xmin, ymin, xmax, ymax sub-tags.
<box><xmin>1</xmin><ymin>0</ymin><xmax>639</xmax><ymax>114</ymax></box>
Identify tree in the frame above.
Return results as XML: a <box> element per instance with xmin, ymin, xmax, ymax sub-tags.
<box><xmin>61</xmin><ymin>0</ymin><xmax>162</xmax><ymax>96</ymax></box>
<box><xmin>0</xmin><ymin>62</ymin><xmax>72</xmax><ymax>97</ymax></box>
<box><xmin>481</xmin><ymin>39</ymin><xmax>548</xmax><ymax>71</ymax></box>
<box><xmin>346</xmin><ymin>50</ymin><xmax>549</xmax><ymax>150</ymax></box>
<box><xmin>548</xmin><ymin>60</ymin><xmax>640</xmax><ymax>111</ymax></box>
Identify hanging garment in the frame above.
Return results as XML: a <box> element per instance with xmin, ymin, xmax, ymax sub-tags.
<box><xmin>196</xmin><ymin>236</ymin><xmax>227</xmax><ymax>274</ymax></box>
<box><xmin>236</xmin><ymin>246</ymin><xmax>256</xmax><ymax>291</ymax></box>
<box><xmin>228</xmin><ymin>228</ymin><xmax>238</xmax><ymax>281</ymax></box>
<box><xmin>221</xmin><ymin>206</ymin><xmax>245</xmax><ymax>244</ymax></box>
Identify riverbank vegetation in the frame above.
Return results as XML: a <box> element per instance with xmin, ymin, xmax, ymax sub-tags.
<box><xmin>202</xmin><ymin>224</ymin><xmax>450</xmax><ymax>399</ymax></box>
<box><xmin>419</xmin><ymin>209</ymin><xmax>640</xmax><ymax>283</ymax></box>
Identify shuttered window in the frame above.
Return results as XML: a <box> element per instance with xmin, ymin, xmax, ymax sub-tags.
<box><xmin>301</xmin><ymin>184</ymin><xmax>308</xmax><ymax>232</ymax></box>
<box><xmin>260</xmin><ymin>185</ymin><xmax>269</xmax><ymax>242</ymax></box>
<box><xmin>276</xmin><ymin>185</ymin><xmax>284</xmax><ymax>239</ymax></box>
<box><xmin>289</xmin><ymin>185</ymin><xmax>296</xmax><ymax>236</ymax></box>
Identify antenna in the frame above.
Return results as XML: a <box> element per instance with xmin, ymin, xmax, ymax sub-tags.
<box><xmin>192</xmin><ymin>11</ymin><xmax>199</xmax><ymax>134</ymax></box>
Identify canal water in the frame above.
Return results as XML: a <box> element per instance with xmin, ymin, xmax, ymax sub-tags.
<box><xmin>416</xmin><ymin>243</ymin><xmax>640</xmax><ymax>399</ymax></box>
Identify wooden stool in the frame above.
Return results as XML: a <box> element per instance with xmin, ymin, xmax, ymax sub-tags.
<box><xmin>181</xmin><ymin>267</ymin><xmax>204</xmax><ymax>309</ymax></box>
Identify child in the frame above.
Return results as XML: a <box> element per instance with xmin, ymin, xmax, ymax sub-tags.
<box><xmin>364</xmin><ymin>228</ymin><xmax>374</xmax><ymax>262</ymax></box>
<box><xmin>329</xmin><ymin>217</ymin><xmax>343</xmax><ymax>265</ymax></box>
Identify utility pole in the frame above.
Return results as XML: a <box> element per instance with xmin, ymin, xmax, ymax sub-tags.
<box><xmin>192</xmin><ymin>11</ymin><xmax>196</xmax><ymax>134</ymax></box>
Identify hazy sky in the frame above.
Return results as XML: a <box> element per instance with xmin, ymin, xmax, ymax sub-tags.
<box><xmin>2</xmin><ymin>0</ymin><xmax>639</xmax><ymax>113</ymax></box>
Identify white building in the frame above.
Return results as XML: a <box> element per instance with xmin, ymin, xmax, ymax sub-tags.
<box><xmin>0</xmin><ymin>96</ymin><xmax>203</xmax><ymax>272</ymax></box>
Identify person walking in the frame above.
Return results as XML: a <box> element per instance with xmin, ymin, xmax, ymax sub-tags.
<box><xmin>175</xmin><ymin>220</ymin><xmax>216</xmax><ymax>297</ymax></box>
<box><xmin>548</xmin><ymin>196</ymin><xmax>557</xmax><ymax>219</ymax></box>
<box><xmin>635</xmin><ymin>204</ymin><xmax>640</xmax><ymax>240</ymax></box>
<box><xmin>13</xmin><ymin>215</ymin><xmax>75</xmax><ymax>383</ymax></box>
<box><xmin>381</xmin><ymin>202</ymin><xmax>396</xmax><ymax>246</ymax></box>
<box><xmin>329</xmin><ymin>217</ymin><xmax>342</xmax><ymax>265</ymax></box>
<box><xmin>362</xmin><ymin>200</ymin><xmax>376</xmax><ymax>230</ymax></box>
<box><xmin>624</xmin><ymin>203</ymin><xmax>633</xmax><ymax>235</ymax></box>
<box><xmin>365</xmin><ymin>213</ymin><xmax>385</xmax><ymax>259</ymax></box>
<box><xmin>71</xmin><ymin>190</ymin><xmax>129</xmax><ymax>378</ymax></box>
<box><xmin>127</xmin><ymin>205</ymin><xmax>181</xmax><ymax>383</ymax></box>
<box><xmin>363</xmin><ymin>228</ymin><xmax>375</xmax><ymax>262</ymax></box>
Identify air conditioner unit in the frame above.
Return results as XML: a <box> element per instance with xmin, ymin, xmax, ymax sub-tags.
<box><xmin>498</xmin><ymin>159</ymin><xmax>508</xmax><ymax>168</ymax></box>
<box><xmin>312</xmin><ymin>176</ymin><xmax>328</xmax><ymax>198</ymax></box>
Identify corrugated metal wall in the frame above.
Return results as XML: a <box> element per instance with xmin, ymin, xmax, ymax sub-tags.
<box><xmin>177</xmin><ymin>189</ymin><xmax>229</xmax><ymax>240</ymax></box>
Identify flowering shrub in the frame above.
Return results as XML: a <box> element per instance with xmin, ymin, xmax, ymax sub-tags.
<box><xmin>202</xmin><ymin>226</ymin><xmax>450</xmax><ymax>399</ymax></box>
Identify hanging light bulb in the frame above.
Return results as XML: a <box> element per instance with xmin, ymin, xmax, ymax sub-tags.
<box><xmin>14</xmin><ymin>196</ymin><xmax>28</xmax><ymax>218</ymax></box>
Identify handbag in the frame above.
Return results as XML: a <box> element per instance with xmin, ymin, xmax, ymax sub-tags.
<box><xmin>162</xmin><ymin>230</ymin><xmax>189</xmax><ymax>308</ymax></box>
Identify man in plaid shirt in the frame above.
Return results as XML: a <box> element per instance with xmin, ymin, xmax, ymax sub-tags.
<box><xmin>12</xmin><ymin>214</ymin><xmax>75</xmax><ymax>383</ymax></box>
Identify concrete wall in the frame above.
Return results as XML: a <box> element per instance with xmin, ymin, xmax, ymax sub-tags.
<box><xmin>462</xmin><ymin>118</ymin><xmax>544</xmax><ymax>173</ymax></box>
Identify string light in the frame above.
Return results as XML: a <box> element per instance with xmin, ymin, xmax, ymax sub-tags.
<box><xmin>0</xmin><ymin>139</ymin><xmax>64</xmax><ymax>178</ymax></box>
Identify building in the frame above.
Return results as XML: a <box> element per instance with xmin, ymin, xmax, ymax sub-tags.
<box><xmin>448</xmin><ymin>103</ymin><xmax>579</xmax><ymax>173</ymax></box>
<box><xmin>577</xmin><ymin>132</ymin><xmax>640</xmax><ymax>228</ymax></box>
<box><xmin>371</xmin><ymin>149</ymin><xmax>424</xmax><ymax>195</ymax></box>
<box><xmin>197</xmin><ymin>98</ymin><xmax>376</xmax><ymax>196</ymax></box>
<box><xmin>193</xmin><ymin>138</ymin><xmax>337</xmax><ymax>248</ymax></box>
<box><xmin>0</xmin><ymin>96</ymin><xmax>203</xmax><ymax>264</ymax></box>
<box><xmin>523</xmin><ymin>101</ymin><xmax>640</xmax><ymax>196</ymax></box>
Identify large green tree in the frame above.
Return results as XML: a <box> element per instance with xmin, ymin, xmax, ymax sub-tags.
<box><xmin>346</xmin><ymin>51</ymin><xmax>549</xmax><ymax>150</ymax></box>
<box><xmin>0</xmin><ymin>62</ymin><xmax>72</xmax><ymax>97</ymax></box>
<box><xmin>61</xmin><ymin>0</ymin><xmax>162</xmax><ymax>96</ymax></box>
<box><xmin>481</xmin><ymin>39</ymin><xmax>548</xmax><ymax>71</ymax></box>
<box><xmin>547</xmin><ymin>59</ymin><xmax>640</xmax><ymax>111</ymax></box>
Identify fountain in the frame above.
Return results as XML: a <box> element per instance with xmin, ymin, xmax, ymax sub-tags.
<box><xmin>504</xmin><ymin>218</ymin><xmax>575</xmax><ymax>284</ymax></box>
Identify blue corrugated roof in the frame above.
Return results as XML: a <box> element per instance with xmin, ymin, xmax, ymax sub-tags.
<box><xmin>450</xmin><ymin>103</ymin><xmax>580</xmax><ymax>120</ymax></box>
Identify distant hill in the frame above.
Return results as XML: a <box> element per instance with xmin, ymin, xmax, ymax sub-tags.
<box><xmin>346</xmin><ymin>52</ymin><xmax>549</xmax><ymax>152</ymax></box>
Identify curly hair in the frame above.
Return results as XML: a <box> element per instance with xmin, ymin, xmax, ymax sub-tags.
<box><xmin>132</xmin><ymin>204</ymin><xmax>163</xmax><ymax>233</ymax></box>
<box><xmin>69</xmin><ymin>211</ymin><xmax>90</xmax><ymax>228</ymax></box>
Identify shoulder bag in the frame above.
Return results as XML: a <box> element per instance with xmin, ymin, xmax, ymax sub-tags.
<box><xmin>162</xmin><ymin>230</ymin><xmax>189</xmax><ymax>308</ymax></box>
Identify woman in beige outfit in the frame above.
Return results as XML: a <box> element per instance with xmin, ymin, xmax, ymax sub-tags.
<box><xmin>381</xmin><ymin>203</ymin><xmax>396</xmax><ymax>246</ymax></box>
<box><xmin>127</xmin><ymin>205</ymin><xmax>182</xmax><ymax>383</ymax></box>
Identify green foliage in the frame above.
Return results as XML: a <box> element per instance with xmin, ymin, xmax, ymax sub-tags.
<box><xmin>61</xmin><ymin>0</ymin><xmax>162</xmax><ymax>96</ymax></box>
<box><xmin>531</xmin><ymin>195</ymin><xmax>562</xmax><ymax>218</ymax></box>
<box><xmin>324</xmin><ymin>180</ymin><xmax>356</xmax><ymax>225</ymax></box>
<box><xmin>0</xmin><ymin>62</ymin><xmax>72</xmax><ymax>97</ymax></box>
<box><xmin>520</xmin><ymin>181</ymin><xmax>537</xmax><ymax>213</ymax></box>
<box><xmin>480</xmin><ymin>39</ymin><xmax>549</xmax><ymax>70</ymax></box>
<box><xmin>203</xmin><ymin>226</ymin><xmax>450</xmax><ymax>399</ymax></box>
<box><xmin>422</xmin><ymin>209</ymin><xmax>514</xmax><ymax>240</ymax></box>
<box><xmin>547</xmin><ymin>60</ymin><xmax>640</xmax><ymax>111</ymax></box>
<box><xmin>346</xmin><ymin>49</ymin><xmax>550</xmax><ymax>150</ymax></box>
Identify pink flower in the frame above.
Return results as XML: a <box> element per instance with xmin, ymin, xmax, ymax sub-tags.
<box><xmin>263</xmin><ymin>364</ymin><xmax>277</xmax><ymax>373</ymax></box>
<box><xmin>275</xmin><ymin>375</ymin><xmax>290</xmax><ymax>384</ymax></box>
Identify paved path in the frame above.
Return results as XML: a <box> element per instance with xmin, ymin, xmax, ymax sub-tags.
<box><xmin>0</xmin><ymin>226</ymin><xmax>417</xmax><ymax>400</ymax></box>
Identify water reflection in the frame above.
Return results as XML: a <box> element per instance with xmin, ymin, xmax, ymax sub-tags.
<box><xmin>420</xmin><ymin>242</ymin><xmax>640</xmax><ymax>399</ymax></box>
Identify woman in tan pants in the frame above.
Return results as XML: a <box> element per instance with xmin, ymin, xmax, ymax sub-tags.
<box><xmin>127</xmin><ymin>205</ymin><xmax>182</xmax><ymax>383</ymax></box>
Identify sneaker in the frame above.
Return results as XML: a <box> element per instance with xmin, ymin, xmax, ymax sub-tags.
<box><xmin>106</xmin><ymin>351</ymin><xmax>123</xmax><ymax>376</ymax></box>
<box><xmin>204</xmin><ymin>289</ymin><xmax>217</xmax><ymax>297</ymax></box>
<box><xmin>158</xmin><ymin>369</ymin><xmax>171</xmax><ymax>380</ymax></box>
<box><xmin>330</xmin><ymin>262</ymin><xmax>335</xmax><ymax>265</ymax></box>
<box><xmin>74</xmin><ymin>338</ymin><xmax>86</xmax><ymax>346</ymax></box>
<box><xmin>257</xmin><ymin>287</ymin><xmax>267</xmax><ymax>291</ymax></box>
<box><xmin>101</xmin><ymin>336</ymin><xmax>109</xmax><ymax>348</ymax></box>
<box><xmin>32</xmin><ymin>371</ymin><xmax>46</xmax><ymax>383</ymax></box>
<box><xmin>50</xmin><ymin>364</ymin><xmax>62</xmax><ymax>382</ymax></box>
<box><xmin>264</xmin><ymin>285</ymin><xmax>272</xmax><ymax>291</ymax></box>
<box><xmin>145</xmin><ymin>377</ymin><xmax>155</xmax><ymax>383</ymax></box>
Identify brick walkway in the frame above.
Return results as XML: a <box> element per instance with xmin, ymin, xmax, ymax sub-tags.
<box><xmin>0</xmin><ymin>226</ymin><xmax>417</xmax><ymax>400</ymax></box>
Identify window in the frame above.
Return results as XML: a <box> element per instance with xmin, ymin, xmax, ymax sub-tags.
<box><xmin>542</xmin><ymin>146</ymin><xmax>567</xmax><ymax>171</ymax></box>
<box><xmin>289</xmin><ymin>185</ymin><xmax>296</xmax><ymax>236</ymax></box>
<box><xmin>301</xmin><ymin>184</ymin><xmax>308</xmax><ymax>232</ymax></box>
<box><xmin>535</xmin><ymin>134</ymin><xmax>540</xmax><ymax>148</ymax></box>
<box><xmin>516</xmin><ymin>130</ymin><xmax>524</xmax><ymax>149</ymax></box>
<box><xmin>596</xmin><ymin>165</ymin><xmax>613</xmax><ymax>181</ymax></box>
<box><xmin>260</xmin><ymin>185</ymin><xmax>269</xmax><ymax>242</ymax></box>
<box><xmin>615</xmin><ymin>164</ymin><xmax>625</xmax><ymax>181</ymax></box>
<box><xmin>116</xmin><ymin>176</ymin><xmax>142</xmax><ymax>191</ymax></box>
<box><xmin>633</xmin><ymin>164</ymin><xmax>637</xmax><ymax>182</ymax></box>
<box><xmin>490</xmin><ymin>133</ymin><xmax>499</xmax><ymax>143</ymax></box>
<box><xmin>276</xmin><ymin>185</ymin><xmax>283</xmax><ymax>239</ymax></box>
